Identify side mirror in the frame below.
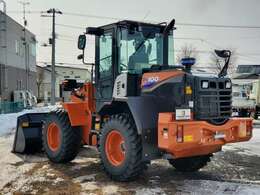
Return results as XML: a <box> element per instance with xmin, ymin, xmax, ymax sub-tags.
<box><xmin>216</xmin><ymin>49</ymin><xmax>232</xmax><ymax>77</ymax></box>
<box><xmin>78</xmin><ymin>35</ymin><xmax>86</xmax><ymax>50</ymax></box>
<box><xmin>215</xmin><ymin>50</ymin><xmax>231</xmax><ymax>58</ymax></box>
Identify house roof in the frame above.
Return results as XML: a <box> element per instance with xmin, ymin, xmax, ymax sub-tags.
<box><xmin>37</xmin><ymin>64</ymin><xmax>91</xmax><ymax>71</ymax></box>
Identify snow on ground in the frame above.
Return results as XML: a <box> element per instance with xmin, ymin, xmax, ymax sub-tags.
<box><xmin>0</xmin><ymin>110</ymin><xmax>260</xmax><ymax>194</ymax></box>
<box><xmin>0</xmin><ymin>105</ymin><xmax>58</xmax><ymax>136</ymax></box>
<box><xmin>224</xmin><ymin>121</ymin><xmax>260</xmax><ymax>156</ymax></box>
<box><xmin>172</xmin><ymin>179</ymin><xmax>260</xmax><ymax>195</ymax></box>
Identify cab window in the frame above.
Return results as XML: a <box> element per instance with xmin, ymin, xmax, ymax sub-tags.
<box><xmin>99</xmin><ymin>33</ymin><xmax>113</xmax><ymax>78</ymax></box>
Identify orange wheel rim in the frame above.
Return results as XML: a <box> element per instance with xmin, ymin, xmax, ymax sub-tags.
<box><xmin>47</xmin><ymin>122</ymin><xmax>61</xmax><ymax>152</ymax></box>
<box><xmin>105</xmin><ymin>130</ymin><xmax>125</xmax><ymax>166</ymax></box>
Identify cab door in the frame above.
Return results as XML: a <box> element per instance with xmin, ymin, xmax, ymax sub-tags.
<box><xmin>95</xmin><ymin>29</ymin><xmax>115</xmax><ymax>107</ymax></box>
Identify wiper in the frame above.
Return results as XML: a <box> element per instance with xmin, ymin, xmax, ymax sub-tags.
<box><xmin>131</xmin><ymin>32</ymin><xmax>152</xmax><ymax>56</ymax></box>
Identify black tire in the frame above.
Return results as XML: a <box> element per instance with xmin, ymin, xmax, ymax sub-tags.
<box><xmin>169</xmin><ymin>155</ymin><xmax>212</xmax><ymax>172</ymax></box>
<box><xmin>98</xmin><ymin>114</ymin><xmax>145</xmax><ymax>181</ymax></box>
<box><xmin>42</xmin><ymin>109</ymin><xmax>82</xmax><ymax>163</ymax></box>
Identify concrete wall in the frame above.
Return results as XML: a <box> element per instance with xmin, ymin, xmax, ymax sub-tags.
<box><xmin>0</xmin><ymin>11</ymin><xmax>37</xmax><ymax>101</ymax></box>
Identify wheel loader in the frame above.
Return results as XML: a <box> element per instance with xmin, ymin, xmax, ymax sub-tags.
<box><xmin>13</xmin><ymin>19</ymin><xmax>253</xmax><ymax>181</ymax></box>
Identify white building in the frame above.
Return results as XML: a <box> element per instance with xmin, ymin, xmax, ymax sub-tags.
<box><xmin>36</xmin><ymin>65</ymin><xmax>91</xmax><ymax>101</ymax></box>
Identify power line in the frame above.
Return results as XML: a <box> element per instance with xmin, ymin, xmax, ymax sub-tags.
<box><xmin>8</xmin><ymin>10</ymin><xmax>260</xmax><ymax>30</ymax></box>
<box><xmin>56</xmin><ymin>23</ymin><xmax>85</xmax><ymax>30</ymax></box>
<box><xmin>62</xmin><ymin>12</ymin><xmax>122</xmax><ymax>21</ymax></box>
<box><xmin>62</xmin><ymin>12</ymin><xmax>260</xmax><ymax>30</ymax></box>
<box><xmin>176</xmin><ymin>22</ymin><xmax>260</xmax><ymax>29</ymax></box>
<box><xmin>7</xmin><ymin>10</ymin><xmax>41</xmax><ymax>14</ymax></box>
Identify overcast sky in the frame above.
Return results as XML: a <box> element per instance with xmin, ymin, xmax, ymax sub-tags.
<box><xmin>3</xmin><ymin>0</ymin><xmax>260</xmax><ymax>68</ymax></box>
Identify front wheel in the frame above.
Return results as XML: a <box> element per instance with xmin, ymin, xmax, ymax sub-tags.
<box><xmin>42</xmin><ymin>109</ymin><xmax>82</xmax><ymax>163</ymax></box>
<box><xmin>169</xmin><ymin>155</ymin><xmax>212</xmax><ymax>172</ymax></box>
<box><xmin>98</xmin><ymin>114</ymin><xmax>145</xmax><ymax>181</ymax></box>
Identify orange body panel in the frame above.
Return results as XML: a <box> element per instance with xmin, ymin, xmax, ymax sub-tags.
<box><xmin>63</xmin><ymin>82</ymin><xmax>96</xmax><ymax>145</ymax></box>
<box><xmin>158</xmin><ymin>113</ymin><xmax>253</xmax><ymax>159</ymax></box>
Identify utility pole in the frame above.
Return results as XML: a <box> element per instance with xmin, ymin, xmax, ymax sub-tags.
<box><xmin>18</xmin><ymin>1</ymin><xmax>30</xmax><ymax>91</ymax></box>
<box><xmin>41</xmin><ymin>9</ymin><xmax>62</xmax><ymax>105</ymax></box>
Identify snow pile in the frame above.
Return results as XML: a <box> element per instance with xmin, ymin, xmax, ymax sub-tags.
<box><xmin>0</xmin><ymin>106</ymin><xmax>57</xmax><ymax>137</ymax></box>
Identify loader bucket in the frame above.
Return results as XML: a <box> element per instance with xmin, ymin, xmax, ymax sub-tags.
<box><xmin>12</xmin><ymin>113</ymin><xmax>47</xmax><ymax>154</ymax></box>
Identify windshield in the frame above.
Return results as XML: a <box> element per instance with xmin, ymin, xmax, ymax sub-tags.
<box><xmin>118</xmin><ymin>27</ymin><xmax>174</xmax><ymax>74</ymax></box>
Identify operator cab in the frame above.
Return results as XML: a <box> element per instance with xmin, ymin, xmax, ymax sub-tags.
<box><xmin>78</xmin><ymin>20</ymin><xmax>176</xmax><ymax>108</ymax></box>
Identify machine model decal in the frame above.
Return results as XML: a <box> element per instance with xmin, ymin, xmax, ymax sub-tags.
<box><xmin>141</xmin><ymin>70</ymin><xmax>184</xmax><ymax>90</ymax></box>
<box><xmin>142</xmin><ymin>76</ymin><xmax>160</xmax><ymax>88</ymax></box>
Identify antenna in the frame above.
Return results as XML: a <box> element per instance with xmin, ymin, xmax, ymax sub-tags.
<box><xmin>18</xmin><ymin>0</ymin><xmax>30</xmax><ymax>27</ymax></box>
<box><xmin>18</xmin><ymin>0</ymin><xmax>30</xmax><ymax>90</ymax></box>
<box><xmin>142</xmin><ymin>10</ymin><xmax>151</xmax><ymax>22</ymax></box>
<box><xmin>0</xmin><ymin>0</ymin><xmax>6</xmax><ymax>13</ymax></box>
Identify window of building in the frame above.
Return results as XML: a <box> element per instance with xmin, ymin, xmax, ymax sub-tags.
<box><xmin>15</xmin><ymin>40</ymin><xmax>20</xmax><ymax>55</ymax></box>
<box><xmin>75</xmin><ymin>76</ymin><xmax>81</xmax><ymax>79</ymax></box>
<box><xmin>30</xmin><ymin>42</ymin><xmax>36</xmax><ymax>57</ymax></box>
<box><xmin>64</xmin><ymin>76</ymin><xmax>70</xmax><ymax>79</ymax></box>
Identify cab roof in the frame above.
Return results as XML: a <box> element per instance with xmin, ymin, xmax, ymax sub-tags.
<box><xmin>97</xmin><ymin>20</ymin><xmax>169</xmax><ymax>30</ymax></box>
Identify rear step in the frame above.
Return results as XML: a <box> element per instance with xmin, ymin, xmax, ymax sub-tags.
<box><xmin>12</xmin><ymin>113</ymin><xmax>47</xmax><ymax>154</ymax></box>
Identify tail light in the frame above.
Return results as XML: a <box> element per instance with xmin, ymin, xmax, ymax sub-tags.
<box><xmin>177</xmin><ymin>125</ymin><xmax>183</xmax><ymax>143</ymax></box>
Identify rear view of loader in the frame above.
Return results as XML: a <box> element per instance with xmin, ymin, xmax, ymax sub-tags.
<box><xmin>13</xmin><ymin>19</ymin><xmax>253</xmax><ymax>182</ymax></box>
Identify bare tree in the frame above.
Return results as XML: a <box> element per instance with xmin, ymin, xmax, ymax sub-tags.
<box><xmin>176</xmin><ymin>44</ymin><xmax>199</xmax><ymax>64</ymax></box>
<box><xmin>209</xmin><ymin>49</ymin><xmax>237</xmax><ymax>76</ymax></box>
<box><xmin>36</xmin><ymin>67</ymin><xmax>44</xmax><ymax>99</ymax></box>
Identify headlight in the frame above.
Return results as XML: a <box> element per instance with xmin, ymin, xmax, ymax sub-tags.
<box><xmin>176</xmin><ymin>109</ymin><xmax>191</xmax><ymax>120</ymax></box>
<box><xmin>226</xmin><ymin>81</ymin><xmax>232</xmax><ymax>89</ymax></box>
<box><xmin>201</xmin><ymin>81</ymin><xmax>209</xmax><ymax>89</ymax></box>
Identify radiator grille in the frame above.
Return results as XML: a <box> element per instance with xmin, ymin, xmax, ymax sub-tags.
<box><xmin>195</xmin><ymin>79</ymin><xmax>232</xmax><ymax>121</ymax></box>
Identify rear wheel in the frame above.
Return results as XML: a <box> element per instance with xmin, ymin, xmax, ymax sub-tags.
<box><xmin>42</xmin><ymin>109</ymin><xmax>82</xmax><ymax>163</ymax></box>
<box><xmin>99</xmin><ymin>114</ymin><xmax>145</xmax><ymax>181</ymax></box>
<box><xmin>169</xmin><ymin>155</ymin><xmax>212</xmax><ymax>172</ymax></box>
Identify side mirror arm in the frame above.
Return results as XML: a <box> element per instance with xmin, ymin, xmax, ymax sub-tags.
<box><xmin>215</xmin><ymin>50</ymin><xmax>232</xmax><ymax>77</ymax></box>
<box><xmin>78</xmin><ymin>49</ymin><xmax>95</xmax><ymax>83</ymax></box>
<box><xmin>218</xmin><ymin>52</ymin><xmax>231</xmax><ymax>77</ymax></box>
